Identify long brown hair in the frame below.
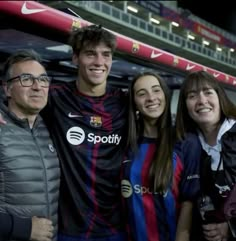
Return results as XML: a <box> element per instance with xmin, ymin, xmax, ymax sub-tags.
<box><xmin>127</xmin><ymin>71</ymin><xmax>174</xmax><ymax>192</ymax></box>
<box><xmin>176</xmin><ymin>70</ymin><xmax>236</xmax><ymax>140</ymax></box>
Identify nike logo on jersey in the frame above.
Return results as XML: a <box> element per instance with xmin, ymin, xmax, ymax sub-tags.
<box><xmin>21</xmin><ymin>2</ymin><xmax>46</xmax><ymax>15</ymax></box>
<box><xmin>68</xmin><ymin>112</ymin><xmax>83</xmax><ymax>118</ymax></box>
<box><xmin>123</xmin><ymin>159</ymin><xmax>131</xmax><ymax>163</ymax></box>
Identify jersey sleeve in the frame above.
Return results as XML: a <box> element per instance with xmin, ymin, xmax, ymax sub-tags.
<box><xmin>40</xmin><ymin>85</ymin><xmax>53</xmax><ymax>129</ymax></box>
<box><xmin>175</xmin><ymin>133</ymin><xmax>202</xmax><ymax>201</ymax></box>
<box><xmin>0</xmin><ymin>211</ymin><xmax>31</xmax><ymax>241</ymax></box>
<box><xmin>40</xmin><ymin>80</ymin><xmax>66</xmax><ymax>129</ymax></box>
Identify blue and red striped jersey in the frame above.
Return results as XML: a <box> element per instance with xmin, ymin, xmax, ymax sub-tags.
<box><xmin>121</xmin><ymin>135</ymin><xmax>201</xmax><ymax>241</ymax></box>
<box><xmin>45</xmin><ymin>81</ymin><xmax>128</xmax><ymax>239</ymax></box>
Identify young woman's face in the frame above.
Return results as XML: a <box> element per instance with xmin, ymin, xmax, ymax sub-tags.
<box><xmin>134</xmin><ymin>75</ymin><xmax>166</xmax><ymax>121</ymax></box>
<box><xmin>186</xmin><ymin>85</ymin><xmax>221</xmax><ymax>130</ymax></box>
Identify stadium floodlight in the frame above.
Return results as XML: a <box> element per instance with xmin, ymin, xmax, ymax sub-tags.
<box><xmin>150</xmin><ymin>18</ymin><xmax>160</xmax><ymax>25</ymax></box>
<box><xmin>127</xmin><ymin>6</ymin><xmax>138</xmax><ymax>13</ymax></box>
<box><xmin>171</xmin><ymin>21</ymin><xmax>179</xmax><ymax>27</ymax></box>
<box><xmin>187</xmin><ymin>34</ymin><xmax>195</xmax><ymax>40</ymax></box>
<box><xmin>203</xmin><ymin>40</ymin><xmax>210</xmax><ymax>46</ymax></box>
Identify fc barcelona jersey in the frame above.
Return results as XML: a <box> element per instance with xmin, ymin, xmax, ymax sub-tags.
<box><xmin>44</xmin><ymin>81</ymin><xmax>128</xmax><ymax>238</ymax></box>
<box><xmin>121</xmin><ymin>135</ymin><xmax>201</xmax><ymax>241</ymax></box>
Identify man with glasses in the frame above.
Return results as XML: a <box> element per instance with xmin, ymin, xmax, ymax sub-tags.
<box><xmin>0</xmin><ymin>49</ymin><xmax>60</xmax><ymax>241</ymax></box>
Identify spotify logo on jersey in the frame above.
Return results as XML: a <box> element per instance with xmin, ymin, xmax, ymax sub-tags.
<box><xmin>66</xmin><ymin>126</ymin><xmax>122</xmax><ymax>146</ymax></box>
<box><xmin>66</xmin><ymin>127</ymin><xmax>85</xmax><ymax>145</ymax></box>
<box><xmin>66</xmin><ymin>126</ymin><xmax>121</xmax><ymax>146</ymax></box>
<box><xmin>121</xmin><ymin>180</ymin><xmax>133</xmax><ymax>198</ymax></box>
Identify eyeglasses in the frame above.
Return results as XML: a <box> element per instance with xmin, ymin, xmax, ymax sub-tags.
<box><xmin>7</xmin><ymin>73</ymin><xmax>51</xmax><ymax>87</ymax></box>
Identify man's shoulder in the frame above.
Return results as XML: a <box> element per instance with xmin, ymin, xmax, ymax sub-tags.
<box><xmin>49</xmin><ymin>80</ymin><xmax>75</xmax><ymax>94</ymax></box>
<box><xmin>0</xmin><ymin>104</ymin><xmax>14</xmax><ymax>124</ymax></box>
<box><xmin>106</xmin><ymin>85</ymin><xmax>128</xmax><ymax>98</ymax></box>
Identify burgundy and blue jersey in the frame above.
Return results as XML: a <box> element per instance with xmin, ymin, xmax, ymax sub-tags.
<box><xmin>121</xmin><ymin>135</ymin><xmax>201</xmax><ymax>241</ymax></box>
<box><xmin>44</xmin><ymin>81</ymin><xmax>128</xmax><ymax>240</ymax></box>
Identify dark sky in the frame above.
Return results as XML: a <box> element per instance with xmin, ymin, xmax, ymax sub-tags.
<box><xmin>177</xmin><ymin>0</ymin><xmax>236</xmax><ymax>35</ymax></box>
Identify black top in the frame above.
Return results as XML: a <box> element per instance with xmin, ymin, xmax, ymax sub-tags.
<box><xmin>0</xmin><ymin>211</ymin><xmax>31</xmax><ymax>241</ymax></box>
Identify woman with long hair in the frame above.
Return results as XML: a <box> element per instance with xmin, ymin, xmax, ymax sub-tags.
<box><xmin>176</xmin><ymin>70</ymin><xmax>236</xmax><ymax>241</ymax></box>
<box><xmin>121</xmin><ymin>72</ymin><xmax>201</xmax><ymax>241</ymax></box>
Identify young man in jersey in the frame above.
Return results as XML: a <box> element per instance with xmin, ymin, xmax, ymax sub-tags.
<box><xmin>44</xmin><ymin>25</ymin><xmax>128</xmax><ymax>241</ymax></box>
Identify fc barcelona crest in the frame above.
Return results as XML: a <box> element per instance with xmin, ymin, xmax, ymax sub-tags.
<box><xmin>132</xmin><ymin>42</ymin><xmax>139</xmax><ymax>53</ymax></box>
<box><xmin>71</xmin><ymin>20</ymin><xmax>81</xmax><ymax>31</ymax></box>
<box><xmin>90</xmin><ymin>116</ymin><xmax>102</xmax><ymax>127</ymax></box>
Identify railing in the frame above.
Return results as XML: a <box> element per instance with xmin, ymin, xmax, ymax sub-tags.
<box><xmin>66</xmin><ymin>1</ymin><xmax>236</xmax><ymax>68</ymax></box>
